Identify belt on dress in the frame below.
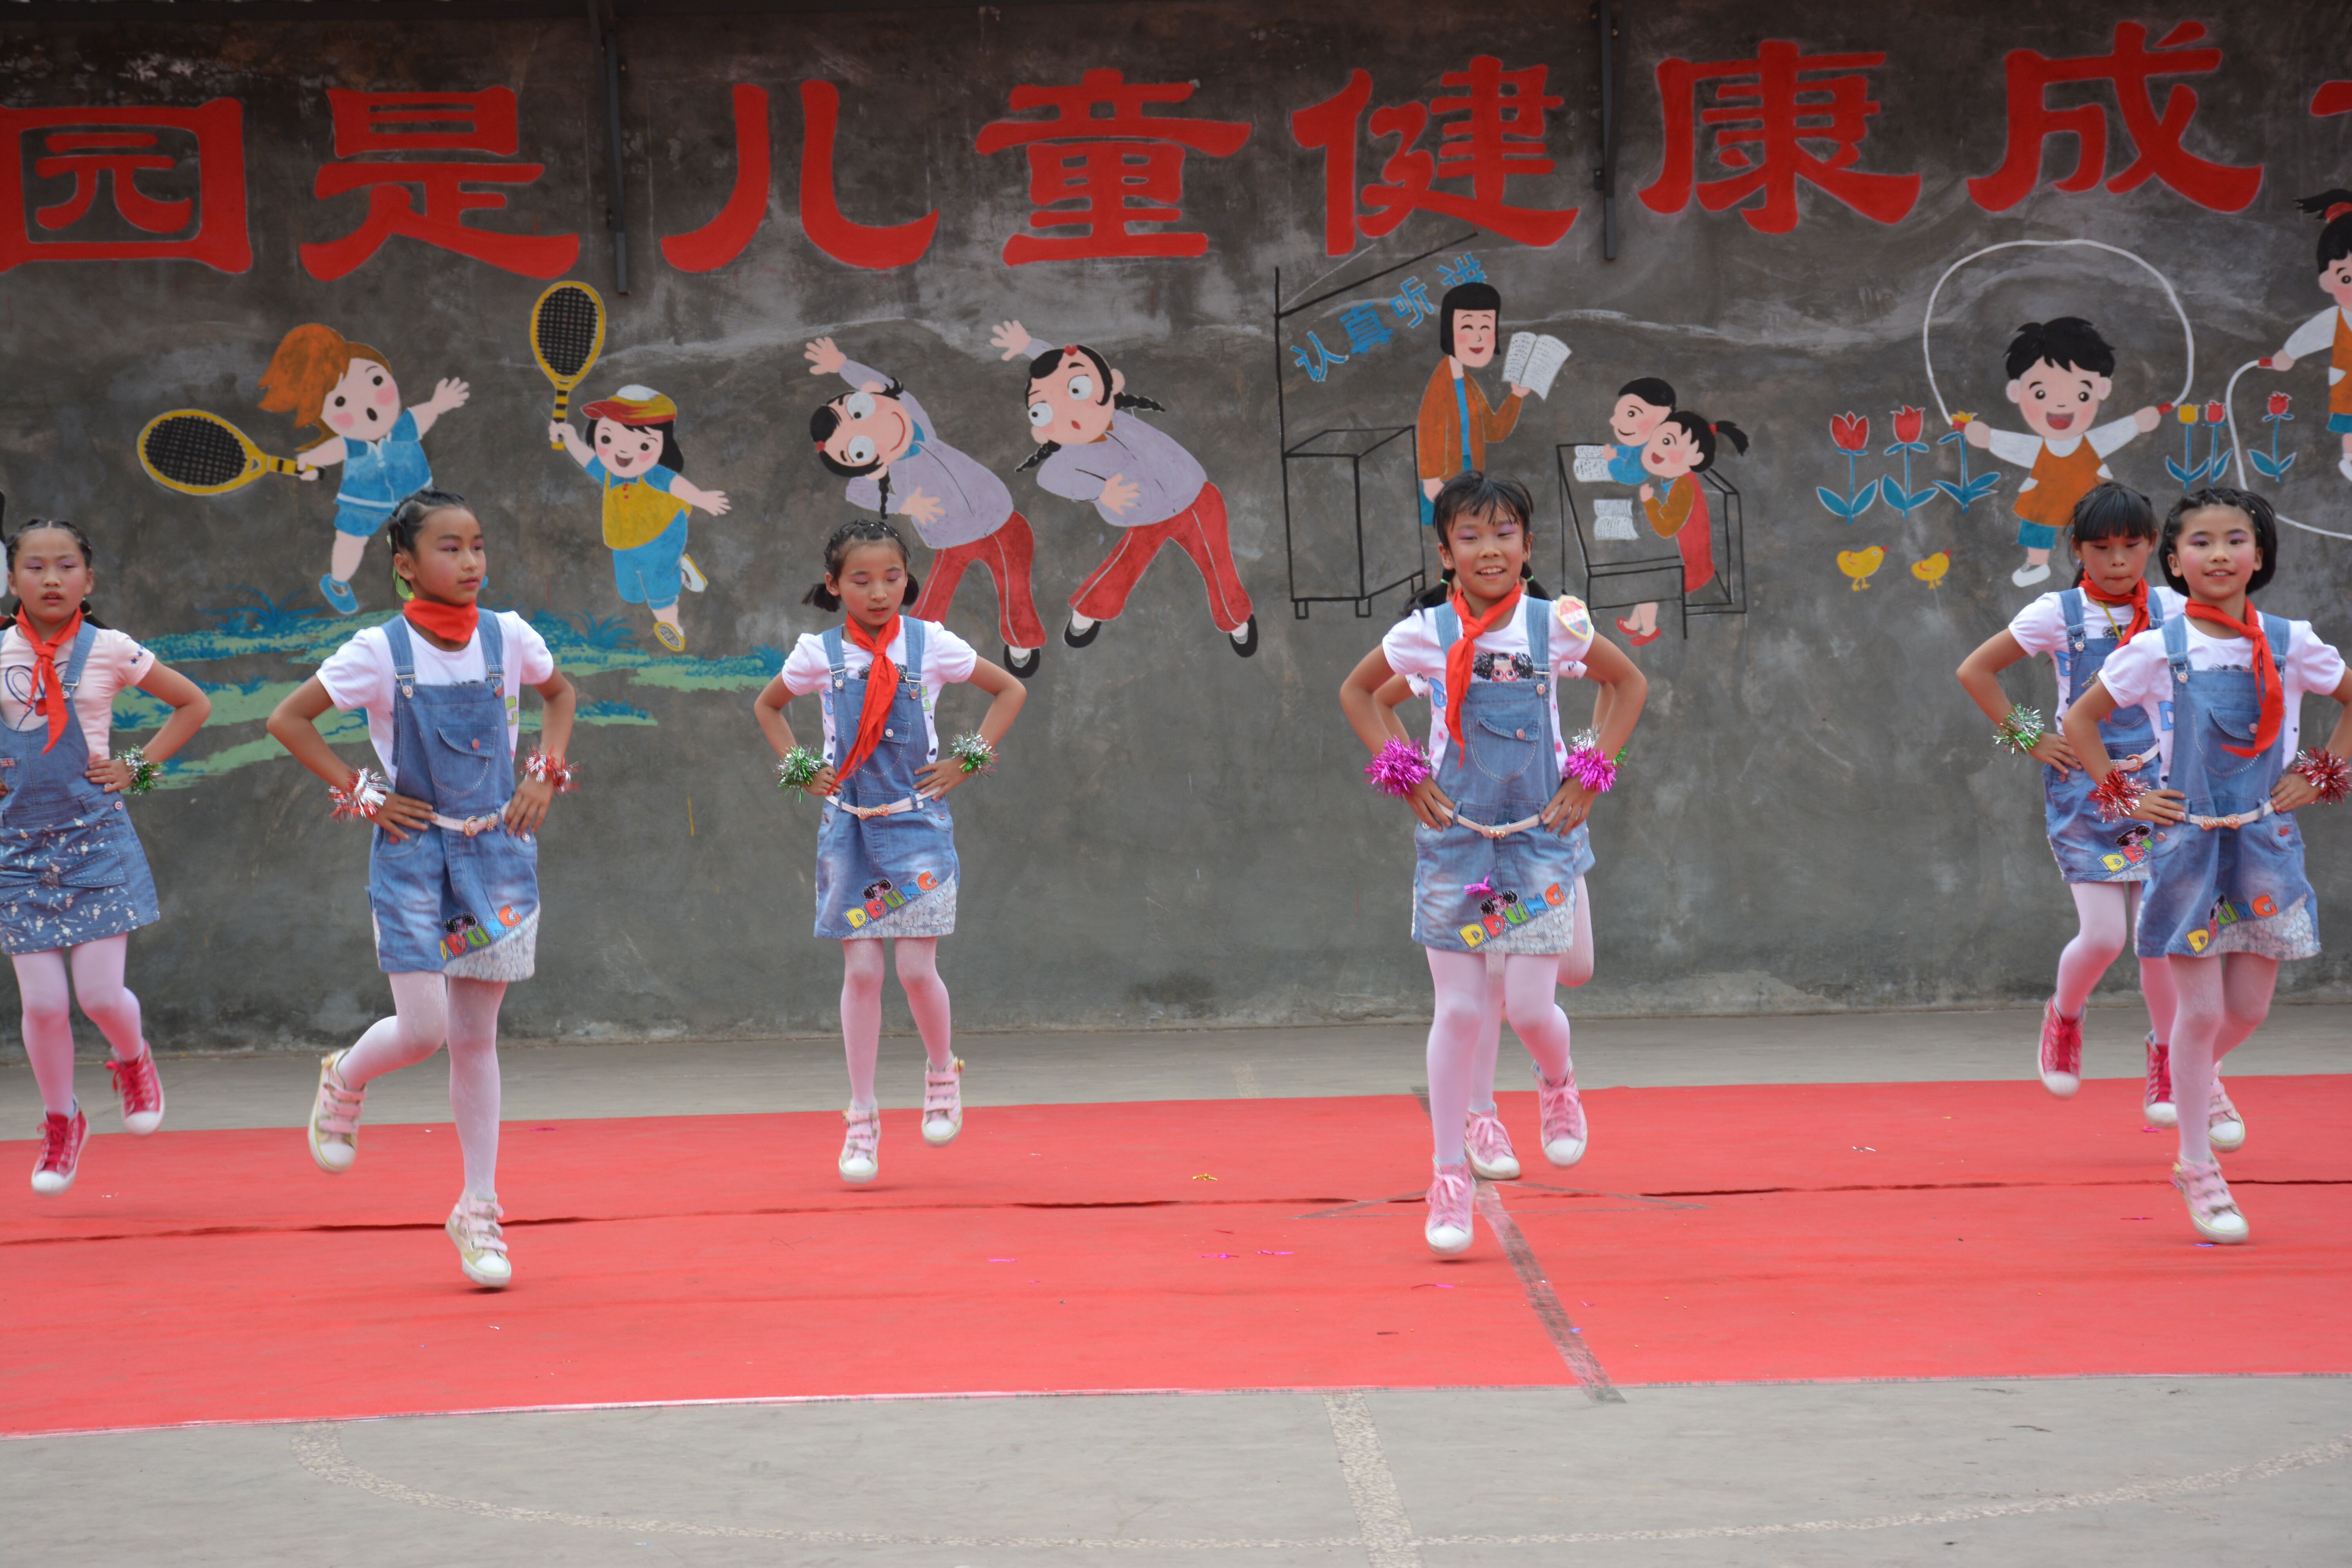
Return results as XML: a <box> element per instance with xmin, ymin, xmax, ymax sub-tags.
<box><xmin>2184</xmin><ymin>802</ymin><xmax>2276</xmax><ymax>831</ymax></box>
<box><xmin>429</xmin><ymin>811</ymin><xmax>506</xmax><ymax>837</ymax></box>
<box><xmin>1439</xmin><ymin>805</ymin><xmax>1545</xmax><ymax>840</ymax></box>
<box><xmin>2108</xmin><ymin>748</ymin><xmax>2158</xmax><ymax>771</ymax></box>
<box><xmin>830</xmin><ymin>795</ymin><xmax>922</xmax><ymax>820</ymax></box>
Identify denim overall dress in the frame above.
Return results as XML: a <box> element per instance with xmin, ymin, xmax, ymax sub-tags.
<box><xmin>812</xmin><ymin>622</ymin><xmax>958</xmax><ymax>940</ymax></box>
<box><xmin>0</xmin><ymin>626</ymin><xmax>160</xmax><ymax>955</ymax></box>
<box><xmin>1412</xmin><ymin>602</ymin><xmax>1582</xmax><ymax>954</ymax></box>
<box><xmin>2135</xmin><ymin>612</ymin><xmax>2319</xmax><ymax>961</ymax></box>
<box><xmin>332</xmin><ymin>409</ymin><xmax>434</xmax><ymax>537</ymax></box>
<box><xmin>2044</xmin><ymin>588</ymin><xmax>2167</xmax><ymax>882</ymax></box>
<box><xmin>367</xmin><ymin>618</ymin><xmax>539</xmax><ymax>978</ymax></box>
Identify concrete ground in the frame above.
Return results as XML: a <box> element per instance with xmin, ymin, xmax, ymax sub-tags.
<box><xmin>5</xmin><ymin>1005</ymin><xmax>2348</xmax><ymax>1566</ymax></box>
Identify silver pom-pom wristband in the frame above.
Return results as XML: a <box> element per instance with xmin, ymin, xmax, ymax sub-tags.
<box><xmin>776</xmin><ymin>746</ymin><xmax>826</xmax><ymax>791</ymax></box>
<box><xmin>329</xmin><ymin>767</ymin><xmax>388</xmax><ymax>821</ymax></box>
<box><xmin>1992</xmin><ymin>707</ymin><xmax>2046</xmax><ymax>759</ymax></box>
<box><xmin>949</xmin><ymin>731</ymin><xmax>997</xmax><ymax>777</ymax></box>
<box><xmin>117</xmin><ymin>747</ymin><xmax>160</xmax><ymax>795</ymax></box>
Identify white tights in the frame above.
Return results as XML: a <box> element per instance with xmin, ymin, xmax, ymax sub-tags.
<box><xmin>336</xmin><ymin>972</ymin><xmax>507</xmax><ymax>1200</ymax></box>
<box><xmin>840</xmin><ymin>937</ymin><xmax>953</xmax><ymax>1112</ymax></box>
<box><xmin>2167</xmin><ymin>953</ymin><xmax>2274</xmax><ymax>1166</ymax></box>
<box><xmin>2054</xmin><ymin>882</ymin><xmax>2178</xmax><ymax>1043</ymax></box>
<box><xmin>1427</xmin><ymin>948</ymin><xmax>1573</xmax><ymax>1167</ymax></box>
<box><xmin>13</xmin><ymin>934</ymin><xmax>147</xmax><ymax>1117</ymax></box>
<box><xmin>1470</xmin><ymin>874</ymin><xmax>1592</xmax><ymax>1111</ymax></box>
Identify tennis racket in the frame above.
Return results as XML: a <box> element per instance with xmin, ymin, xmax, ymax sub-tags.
<box><xmin>137</xmin><ymin>410</ymin><xmax>303</xmax><ymax>496</ymax></box>
<box><xmin>531</xmin><ymin>280</ymin><xmax>606</xmax><ymax>449</ymax></box>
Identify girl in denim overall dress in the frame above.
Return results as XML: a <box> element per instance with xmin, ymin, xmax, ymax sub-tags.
<box><xmin>268</xmin><ymin>491</ymin><xmax>579</xmax><ymax>1288</ymax></box>
<box><xmin>2066</xmin><ymin>488</ymin><xmax>2352</xmax><ymax>1244</ymax></box>
<box><xmin>1341</xmin><ymin>474</ymin><xmax>1647</xmax><ymax>1256</ymax></box>
<box><xmin>756</xmin><ymin>520</ymin><xmax>1026</xmax><ymax>1186</ymax></box>
<box><xmin>1958</xmin><ymin>484</ymin><xmax>2189</xmax><ymax>1124</ymax></box>
<box><xmin>2</xmin><ymin>521</ymin><xmax>212</xmax><ymax>1195</ymax></box>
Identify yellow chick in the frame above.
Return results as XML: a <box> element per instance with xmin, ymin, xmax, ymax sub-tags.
<box><xmin>1837</xmin><ymin>545</ymin><xmax>1887</xmax><ymax>592</ymax></box>
<box><xmin>1911</xmin><ymin>551</ymin><xmax>1951</xmax><ymax>588</ymax></box>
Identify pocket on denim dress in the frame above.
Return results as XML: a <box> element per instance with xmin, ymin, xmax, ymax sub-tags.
<box><xmin>1470</xmin><ymin>715</ymin><xmax>1539</xmax><ymax>786</ymax></box>
<box><xmin>2200</xmin><ymin>709</ymin><xmax>2266</xmax><ymax>779</ymax></box>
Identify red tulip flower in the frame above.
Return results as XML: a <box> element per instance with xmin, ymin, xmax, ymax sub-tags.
<box><xmin>2268</xmin><ymin>391</ymin><xmax>2292</xmax><ymax>418</ymax></box>
<box><xmin>1892</xmin><ymin>405</ymin><xmax>1925</xmax><ymax>445</ymax></box>
<box><xmin>1831</xmin><ymin>413</ymin><xmax>1869</xmax><ymax>452</ymax></box>
<box><xmin>2203</xmin><ymin>400</ymin><xmax>2226</xmax><ymax>425</ymax></box>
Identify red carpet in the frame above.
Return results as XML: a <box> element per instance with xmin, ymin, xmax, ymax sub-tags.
<box><xmin>4</xmin><ymin>1076</ymin><xmax>2347</xmax><ymax>1436</ymax></box>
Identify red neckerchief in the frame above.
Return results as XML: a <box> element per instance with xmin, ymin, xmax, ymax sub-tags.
<box><xmin>2080</xmin><ymin>577</ymin><xmax>2150</xmax><ymax>644</ymax></box>
<box><xmin>14</xmin><ymin>607</ymin><xmax>82</xmax><ymax>754</ymax></box>
<box><xmin>835</xmin><ymin>613</ymin><xmax>902</xmax><ymax>780</ymax></box>
<box><xmin>2183</xmin><ymin>601</ymin><xmax>2280</xmax><ymax>758</ymax></box>
<box><xmin>402</xmin><ymin>597</ymin><xmax>480</xmax><ymax>646</ymax></box>
<box><xmin>1443</xmin><ymin>586</ymin><xmax>1523</xmax><ymax>751</ymax></box>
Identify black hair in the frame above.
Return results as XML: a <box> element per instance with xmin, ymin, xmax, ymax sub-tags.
<box><xmin>1616</xmin><ymin>376</ymin><xmax>1676</xmax><ymax>408</ymax></box>
<box><xmin>3</xmin><ymin>517</ymin><xmax>108</xmax><ymax>627</ymax></box>
<box><xmin>385</xmin><ymin>487</ymin><xmax>477</xmax><ymax>597</ymax></box>
<box><xmin>802</xmin><ymin>517</ymin><xmax>922</xmax><ymax>612</ymax></box>
<box><xmin>2297</xmin><ymin>189</ymin><xmax>2352</xmax><ymax>272</ymax></box>
<box><xmin>811</xmin><ymin>378</ymin><xmax>908</xmax><ymax>519</ymax></box>
<box><xmin>1402</xmin><ymin>471</ymin><xmax>1550</xmax><ymax>612</ymax></box>
<box><xmin>2004</xmin><ymin>317</ymin><xmax>2117</xmax><ymax>381</ymax></box>
<box><xmin>2160</xmin><ymin>487</ymin><xmax>2278</xmax><ymax>596</ymax></box>
<box><xmin>1659</xmin><ymin>412</ymin><xmax>1748</xmax><ymax>472</ymax></box>
<box><xmin>606</xmin><ymin>418</ymin><xmax>684</xmax><ymax>475</ymax></box>
<box><xmin>1016</xmin><ymin>344</ymin><xmax>1165</xmax><ymax>473</ymax></box>
<box><xmin>2066</xmin><ymin>481</ymin><xmax>2158</xmax><ymax>584</ymax></box>
<box><xmin>1437</xmin><ymin>282</ymin><xmax>1502</xmax><ymax>358</ymax></box>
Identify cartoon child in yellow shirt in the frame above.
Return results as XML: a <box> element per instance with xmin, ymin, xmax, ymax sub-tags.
<box><xmin>552</xmin><ymin>386</ymin><xmax>730</xmax><ymax>652</ymax></box>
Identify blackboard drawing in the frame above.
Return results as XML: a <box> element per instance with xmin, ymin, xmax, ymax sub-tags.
<box><xmin>1931</xmin><ymin>412</ymin><xmax>2002</xmax><ymax>512</ymax></box>
<box><xmin>1414</xmin><ymin>282</ymin><xmax>1531</xmax><ymax>528</ymax></box>
<box><xmin>1573</xmin><ymin>377</ymin><xmax>1678</xmax><ymax>488</ymax></box>
<box><xmin>805</xmin><ymin>337</ymin><xmax>1045</xmax><ymax>676</ymax></box>
<box><xmin>530</xmin><ymin>281</ymin><xmax>606</xmax><ymax>449</ymax></box>
<box><xmin>1838</xmin><ymin>545</ymin><xmax>1887</xmax><ymax>591</ymax></box>
<box><xmin>137</xmin><ymin>410</ymin><xmax>303</xmax><ymax>497</ymax></box>
<box><xmin>993</xmin><ymin>322</ymin><xmax>1257</xmax><ymax>657</ymax></box>
<box><xmin>1958</xmin><ymin>318</ymin><xmax>2160</xmax><ymax>589</ymax></box>
<box><xmin>2266</xmin><ymin>191</ymin><xmax>2352</xmax><ymax>484</ymax></box>
<box><xmin>1818</xmin><ymin>411</ymin><xmax>1883</xmax><ymax>521</ymax></box>
<box><xmin>254</xmin><ymin>324</ymin><xmax>470</xmax><ymax>616</ymax></box>
<box><xmin>551</xmin><ymin>386</ymin><xmax>731</xmax><ymax>653</ymax></box>
<box><xmin>1911</xmin><ymin>550</ymin><xmax>1951</xmax><ymax>588</ymax></box>
<box><xmin>1881</xmin><ymin>405</ymin><xmax>1936</xmax><ymax>517</ymax></box>
<box><xmin>2160</xmin><ymin>400</ymin><xmax>2230</xmax><ymax>489</ymax></box>
<box><xmin>1616</xmin><ymin>413</ymin><xmax>1748</xmax><ymax>646</ymax></box>
<box><xmin>2249</xmin><ymin>390</ymin><xmax>2298</xmax><ymax>482</ymax></box>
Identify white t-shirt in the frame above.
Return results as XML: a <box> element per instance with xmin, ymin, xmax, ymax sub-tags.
<box><xmin>315</xmin><ymin>612</ymin><xmax>558</xmax><ymax>789</ymax></box>
<box><xmin>2006</xmin><ymin>585</ymin><xmax>2189</xmax><ymax>724</ymax></box>
<box><xmin>0</xmin><ymin>625</ymin><xmax>156</xmax><ymax>758</ymax></box>
<box><xmin>2094</xmin><ymin>617</ymin><xmax>2348</xmax><ymax>782</ymax></box>
<box><xmin>779</xmin><ymin>617</ymin><xmax>979</xmax><ymax>763</ymax></box>
<box><xmin>1380</xmin><ymin>595</ymin><xmax>1597</xmax><ymax>772</ymax></box>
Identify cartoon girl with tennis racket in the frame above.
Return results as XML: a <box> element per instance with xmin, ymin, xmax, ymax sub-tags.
<box><xmin>256</xmin><ymin>324</ymin><xmax>469</xmax><ymax>616</ymax></box>
<box><xmin>550</xmin><ymin>386</ymin><xmax>730</xmax><ymax>653</ymax></box>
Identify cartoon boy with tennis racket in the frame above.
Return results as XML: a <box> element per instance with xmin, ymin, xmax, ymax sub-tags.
<box><xmin>550</xmin><ymin>386</ymin><xmax>730</xmax><ymax>653</ymax></box>
<box><xmin>256</xmin><ymin>323</ymin><xmax>469</xmax><ymax>615</ymax></box>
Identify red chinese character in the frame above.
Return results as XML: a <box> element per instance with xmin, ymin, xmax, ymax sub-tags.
<box><xmin>1969</xmin><ymin>22</ymin><xmax>2261</xmax><ymax>214</ymax></box>
<box><xmin>975</xmin><ymin>68</ymin><xmax>1250</xmax><ymax>264</ymax></box>
<box><xmin>300</xmin><ymin>87</ymin><xmax>577</xmax><ymax>281</ymax></box>
<box><xmin>1290</xmin><ymin>59</ymin><xmax>1575</xmax><ymax>255</ymax></box>
<box><xmin>661</xmin><ymin>83</ymin><xmax>938</xmax><ymax>273</ymax></box>
<box><xmin>2314</xmin><ymin>82</ymin><xmax>2352</xmax><ymax>118</ymax></box>
<box><xmin>0</xmin><ymin>100</ymin><xmax>250</xmax><ymax>273</ymax></box>
<box><xmin>1640</xmin><ymin>40</ymin><xmax>1918</xmax><ymax>233</ymax></box>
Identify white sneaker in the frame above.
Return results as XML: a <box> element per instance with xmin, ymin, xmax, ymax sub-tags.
<box><xmin>839</xmin><ymin>1107</ymin><xmax>880</xmax><ymax>1183</ymax></box>
<box><xmin>2208</xmin><ymin>1083</ymin><xmax>2246</xmax><ymax>1154</ymax></box>
<box><xmin>679</xmin><ymin>553</ymin><xmax>708</xmax><ymax>593</ymax></box>
<box><xmin>2011</xmin><ymin>561</ymin><xmax>2053</xmax><ymax>588</ymax></box>
<box><xmin>1535</xmin><ymin>1062</ymin><xmax>1588</xmax><ymax>1166</ymax></box>
<box><xmin>308</xmin><ymin>1050</ymin><xmax>364</xmax><ymax>1174</ymax></box>
<box><xmin>1465</xmin><ymin>1107</ymin><xmax>1521</xmax><ymax>1180</ymax></box>
<box><xmin>446</xmin><ymin>1194</ymin><xmax>513</xmax><ymax>1287</ymax></box>
<box><xmin>1425</xmin><ymin>1160</ymin><xmax>1474</xmax><ymax>1255</ymax></box>
<box><xmin>2172</xmin><ymin>1158</ymin><xmax>2248</xmax><ymax>1244</ymax></box>
<box><xmin>921</xmin><ymin>1058</ymin><xmax>964</xmax><ymax>1147</ymax></box>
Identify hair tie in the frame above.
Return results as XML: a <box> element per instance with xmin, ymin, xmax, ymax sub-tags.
<box><xmin>2329</xmin><ymin>202</ymin><xmax>2352</xmax><ymax>223</ymax></box>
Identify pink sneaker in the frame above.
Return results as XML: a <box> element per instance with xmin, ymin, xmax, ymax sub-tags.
<box><xmin>106</xmin><ymin>1048</ymin><xmax>165</xmax><ymax>1136</ymax></box>
<box><xmin>2172</xmin><ymin>1158</ymin><xmax>2248</xmax><ymax>1243</ymax></box>
<box><xmin>839</xmin><ymin>1107</ymin><xmax>880</xmax><ymax>1184</ymax></box>
<box><xmin>2037</xmin><ymin>1001</ymin><xmax>2082</xmax><ymax>1097</ymax></box>
<box><xmin>31</xmin><ymin>1107</ymin><xmax>87</xmax><ymax>1196</ymax></box>
<box><xmin>1425</xmin><ymin>1160</ymin><xmax>1474</xmax><ymax>1255</ymax></box>
<box><xmin>1534</xmin><ymin>1062</ymin><xmax>1587</xmax><ymax>1166</ymax></box>
<box><xmin>1465</xmin><ymin>1108</ymin><xmax>1521</xmax><ymax>1180</ymax></box>
<box><xmin>921</xmin><ymin>1057</ymin><xmax>965</xmax><ymax>1147</ymax></box>
<box><xmin>307</xmin><ymin>1050</ymin><xmax>365</xmax><ymax>1174</ymax></box>
<box><xmin>445</xmin><ymin>1194</ymin><xmax>512</xmax><ymax>1287</ymax></box>
<box><xmin>2208</xmin><ymin>1082</ymin><xmax>2246</xmax><ymax>1154</ymax></box>
<box><xmin>2141</xmin><ymin>1034</ymin><xmax>2176</xmax><ymax>1127</ymax></box>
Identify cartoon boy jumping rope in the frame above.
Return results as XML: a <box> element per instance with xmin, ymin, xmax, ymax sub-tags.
<box><xmin>1964</xmin><ymin>318</ymin><xmax>2161</xmax><ymax>588</ymax></box>
<box><xmin>551</xmin><ymin>386</ymin><xmax>729</xmax><ymax>653</ymax></box>
<box><xmin>2268</xmin><ymin>189</ymin><xmax>2352</xmax><ymax>485</ymax></box>
<box><xmin>1415</xmin><ymin>281</ymin><xmax>1531</xmax><ymax>528</ymax></box>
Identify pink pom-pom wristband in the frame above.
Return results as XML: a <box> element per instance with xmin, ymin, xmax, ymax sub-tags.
<box><xmin>2088</xmin><ymin>768</ymin><xmax>2145</xmax><ymax>823</ymax></box>
<box><xmin>524</xmin><ymin>748</ymin><xmax>580</xmax><ymax>793</ymax></box>
<box><xmin>1562</xmin><ymin>728</ymin><xmax>1620</xmax><ymax>792</ymax></box>
<box><xmin>2290</xmin><ymin>747</ymin><xmax>2350</xmax><ymax>806</ymax></box>
<box><xmin>329</xmin><ymin>768</ymin><xmax>388</xmax><ymax>822</ymax></box>
<box><xmin>1365</xmin><ymin>737</ymin><xmax>1432</xmax><ymax>798</ymax></box>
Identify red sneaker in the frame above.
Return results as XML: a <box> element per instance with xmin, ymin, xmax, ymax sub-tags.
<box><xmin>2036</xmin><ymin>1000</ymin><xmax>2082</xmax><ymax>1097</ymax></box>
<box><xmin>2141</xmin><ymin>1034</ymin><xmax>2176</xmax><ymax>1127</ymax></box>
<box><xmin>31</xmin><ymin>1107</ymin><xmax>87</xmax><ymax>1196</ymax></box>
<box><xmin>106</xmin><ymin>1048</ymin><xmax>165</xmax><ymax>1136</ymax></box>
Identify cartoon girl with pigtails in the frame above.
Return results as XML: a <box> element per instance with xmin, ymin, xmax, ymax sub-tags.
<box><xmin>1617</xmin><ymin>412</ymin><xmax>1748</xmax><ymax>646</ymax></box>
<box><xmin>2267</xmin><ymin>191</ymin><xmax>2352</xmax><ymax>485</ymax></box>
<box><xmin>990</xmin><ymin>321</ymin><xmax>1257</xmax><ymax>658</ymax></box>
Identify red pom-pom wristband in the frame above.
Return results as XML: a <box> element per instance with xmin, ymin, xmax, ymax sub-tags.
<box><xmin>524</xmin><ymin>749</ymin><xmax>580</xmax><ymax>793</ymax></box>
<box><xmin>2290</xmin><ymin>748</ymin><xmax>2349</xmax><ymax>806</ymax></box>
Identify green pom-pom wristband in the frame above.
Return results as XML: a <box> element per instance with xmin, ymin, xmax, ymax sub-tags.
<box><xmin>775</xmin><ymin>747</ymin><xmax>825</xmax><ymax>791</ymax></box>
<box><xmin>950</xmin><ymin>731</ymin><xmax>996</xmax><ymax>776</ymax></box>
<box><xmin>1991</xmin><ymin>707</ymin><xmax>2045</xmax><ymax>759</ymax></box>
<box><xmin>118</xmin><ymin>748</ymin><xmax>160</xmax><ymax>795</ymax></box>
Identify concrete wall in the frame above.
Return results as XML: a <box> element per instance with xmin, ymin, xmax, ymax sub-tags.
<box><xmin>2</xmin><ymin>0</ymin><xmax>2348</xmax><ymax>1047</ymax></box>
